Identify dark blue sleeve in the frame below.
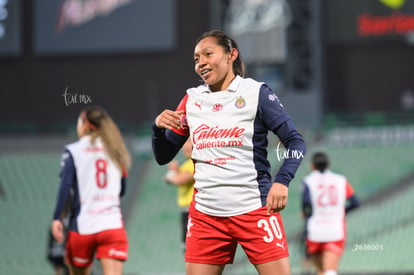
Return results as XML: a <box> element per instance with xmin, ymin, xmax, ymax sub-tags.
<box><xmin>345</xmin><ymin>194</ymin><xmax>360</xmax><ymax>213</ymax></box>
<box><xmin>302</xmin><ymin>183</ymin><xmax>312</xmax><ymax>218</ymax></box>
<box><xmin>258</xmin><ymin>84</ymin><xmax>291</xmax><ymax>128</ymax></box>
<box><xmin>53</xmin><ymin>149</ymin><xmax>76</xmax><ymax>220</ymax></box>
<box><xmin>258</xmin><ymin>84</ymin><xmax>307</xmax><ymax>187</ymax></box>
<box><xmin>152</xmin><ymin>122</ymin><xmax>188</xmax><ymax>165</ymax></box>
<box><xmin>273</xmin><ymin>120</ymin><xmax>306</xmax><ymax>186</ymax></box>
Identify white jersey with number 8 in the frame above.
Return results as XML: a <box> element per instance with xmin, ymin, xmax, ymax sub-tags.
<box><xmin>66</xmin><ymin>135</ymin><xmax>123</xmax><ymax>234</ymax></box>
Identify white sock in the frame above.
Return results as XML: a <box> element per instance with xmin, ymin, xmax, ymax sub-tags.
<box><xmin>324</xmin><ymin>270</ymin><xmax>337</xmax><ymax>275</ymax></box>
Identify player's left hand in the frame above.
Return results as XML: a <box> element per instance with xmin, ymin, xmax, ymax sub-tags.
<box><xmin>168</xmin><ymin>160</ymin><xmax>180</xmax><ymax>171</ymax></box>
<box><xmin>266</xmin><ymin>182</ymin><xmax>288</xmax><ymax>215</ymax></box>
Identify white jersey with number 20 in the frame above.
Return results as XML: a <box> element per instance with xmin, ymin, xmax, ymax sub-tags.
<box><xmin>304</xmin><ymin>170</ymin><xmax>352</xmax><ymax>242</ymax></box>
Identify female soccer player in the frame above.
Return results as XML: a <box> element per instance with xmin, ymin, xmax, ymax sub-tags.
<box><xmin>152</xmin><ymin>30</ymin><xmax>306</xmax><ymax>275</ymax></box>
<box><xmin>302</xmin><ymin>152</ymin><xmax>359</xmax><ymax>275</ymax></box>
<box><xmin>51</xmin><ymin>106</ymin><xmax>131</xmax><ymax>275</ymax></box>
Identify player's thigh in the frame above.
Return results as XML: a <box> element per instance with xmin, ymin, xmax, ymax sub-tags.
<box><xmin>186</xmin><ymin>262</ymin><xmax>225</xmax><ymax>275</ymax></box>
<box><xmin>234</xmin><ymin>207</ymin><xmax>289</xmax><ymax>264</ymax></box>
<box><xmin>310</xmin><ymin>253</ymin><xmax>323</xmax><ymax>273</ymax></box>
<box><xmin>185</xmin><ymin>208</ymin><xmax>237</xmax><ymax>265</ymax></box>
<box><xmin>254</xmin><ymin>257</ymin><xmax>291</xmax><ymax>275</ymax></box>
<box><xmin>322</xmin><ymin>250</ymin><xmax>340</xmax><ymax>271</ymax></box>
<box><xmin>100</xmin><ymin>258</ymin><xmax>124</xmax><ymax>275</ymax></box>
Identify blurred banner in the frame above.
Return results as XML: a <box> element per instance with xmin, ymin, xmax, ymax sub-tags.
<box><xmin>0</xmin><ymin>0</ymin><xmax>21</xmax><ymax>57</ymax></box>
<box><xmin>34</xmin><ymin>0</ymin><xmax>177</xmax><ymax>56</ymax></box>
<box><xmin>223</xmin><ymin>0</ymin><xmax>292</xmax><ymax>63</ymax></box>
<box><xmin>326</xmin><ymin>0</ymin><xmax>414</xmax><ymax>44</ymax></box>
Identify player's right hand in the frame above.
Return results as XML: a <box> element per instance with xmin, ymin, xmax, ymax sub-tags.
<box><xmin>51</xmin><ymin>220</ymin><xmax>64</xmax><ymax>243</ymax></box>
<box><xmin>155</xmin><ymin>110</ymin><xmax>184</xmax><ymax>130</ymax></box>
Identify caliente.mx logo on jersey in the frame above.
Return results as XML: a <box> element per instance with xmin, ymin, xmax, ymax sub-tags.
<box><xmin>192</xmin><ymin>124</ymin><xmax>245</xmax><ymax>150</ymax></box>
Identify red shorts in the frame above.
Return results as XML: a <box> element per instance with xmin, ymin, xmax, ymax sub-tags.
<box><xmin>185</xmin><ymin>206</ymin><xmax>289</xmax><ymax>265</ymax></box>
<box><xmin>66</xmin><ymin>228</ymin><xmax>128</xmax><ymax>267</ymax></box>
<box><xmin>306</xmin><ymin>239</ymin><xmax>345</xmax><ymax>256</ymax></box>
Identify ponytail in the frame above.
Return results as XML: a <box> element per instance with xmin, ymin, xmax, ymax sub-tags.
<box><xmin>81</xmin><ymin>106</ymin><xmax>131</xmax><ymax>173</ymax></box>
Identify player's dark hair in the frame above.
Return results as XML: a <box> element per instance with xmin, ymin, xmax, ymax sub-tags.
<box><xmin>81</xmin><ymin>106</ymin><xmax>131</xmax><ymax>173</ymax></box>
<box><xmin>195</xmin><ymin>30</ymin><xmax>245</xmax><ymax>77</ymax></box>
<box><xmin>312</xmin><ymin>152</ymin><xmax>329</xmax><ymax>172</ymax></box>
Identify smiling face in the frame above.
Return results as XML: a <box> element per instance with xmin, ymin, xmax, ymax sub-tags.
<box><xmin>194</xmin><ymin>36</ymin><xmax>238</xmax><ymax>92</ymax></box>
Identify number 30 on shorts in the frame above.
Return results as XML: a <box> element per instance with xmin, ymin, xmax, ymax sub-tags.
<box><xmin>257</xmin><ymin>216</ymin><xmax>283</xmax><ymax>243</ymax></box>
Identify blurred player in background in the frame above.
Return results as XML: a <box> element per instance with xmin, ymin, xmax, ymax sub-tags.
<box><xmin>47</xmin><ymin>227</ymin><xmax>69</xmax><ymax>275</ymax></box>
<box><xmin>47</xmin><ymin>199</ymin><xmax>71</xmax><ymax>275</ymax></box>
<box><xmin>51</xmin><ymin>106</ymin><xmax>131</xmax><ymax>275</ymax></box>
<box><xmin>152</xmin><ymin>30</ymin><xmax>306</xmax><ymax>275</ymax></box>
<box><xmin>164</xmin><ymin>138</ymin><xmax>194</xmax><ymax>252</ymax></box>
<box><xmin>301</xmin><ymin>152</ymin><xmax>360</xmax><ymax>275</ymax></box>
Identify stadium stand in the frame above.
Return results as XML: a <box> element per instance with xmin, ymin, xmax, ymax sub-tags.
<box><xmin>0</xmin><ymin>152</ymin><xmax>62</xmax><ymax>274</ymax></box>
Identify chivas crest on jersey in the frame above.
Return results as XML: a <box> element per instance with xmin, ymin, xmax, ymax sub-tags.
<box><xmin>235</xmin><ymin>96</ymin><xmax>246</xmax><ymax>108</ymax></box>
